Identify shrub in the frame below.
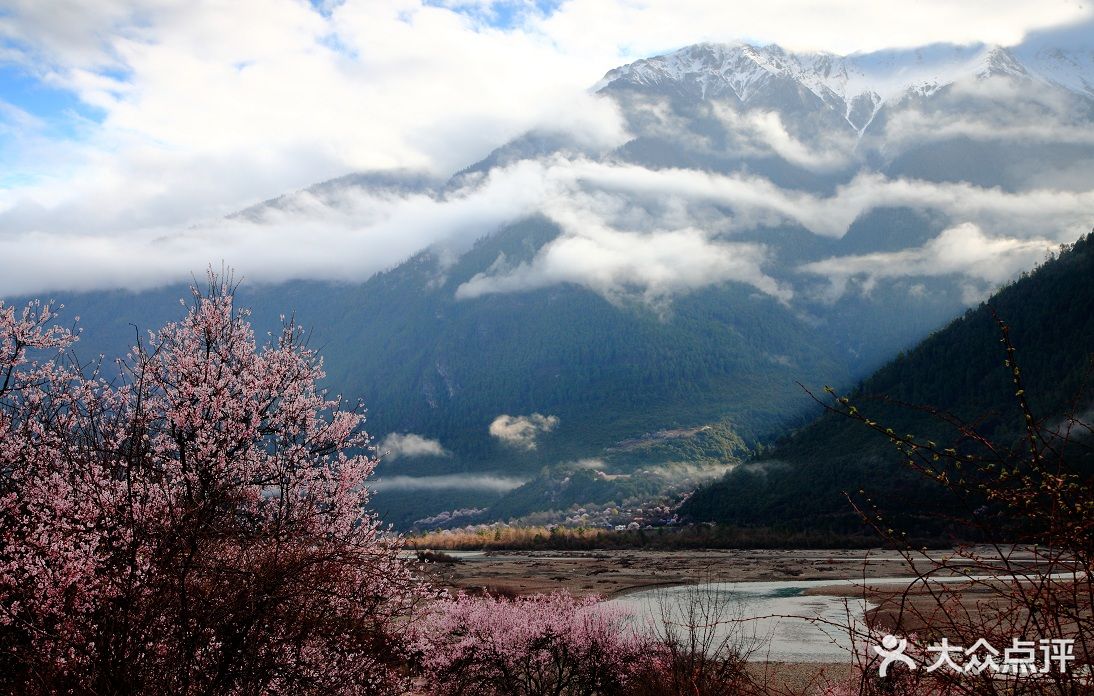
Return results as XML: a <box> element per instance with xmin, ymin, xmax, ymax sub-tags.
<box><xmin>413</xmin><ymin>592</ymin><xmax>650</xmax><ymax>696</ymax></box>
<box><xmin>628</xmin><ymin>582</ymin><xmax>758</xmax><ymax>696</ymax></box>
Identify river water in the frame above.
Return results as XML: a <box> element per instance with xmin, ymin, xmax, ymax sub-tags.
<box><xmin>610</xmin><ymin>578</ymin><xmax>876</xmax><ymax>662</ymax></box>
<box><xmin>610</xmin><ymin>571</ymin><xmax>1076</xmax><ymax>663</ymax></box>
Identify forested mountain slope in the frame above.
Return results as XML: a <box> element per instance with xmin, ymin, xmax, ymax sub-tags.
<box><xmin>683</xmin><ymin>230</ymin><xmax>1094</xmax><ymax>533</ymax></box>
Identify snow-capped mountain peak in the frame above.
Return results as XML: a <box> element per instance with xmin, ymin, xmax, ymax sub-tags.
<box><xmin>599</xmin><ymin>41</ymin><xmax>1090</xmax><ymax>110</ymax></box>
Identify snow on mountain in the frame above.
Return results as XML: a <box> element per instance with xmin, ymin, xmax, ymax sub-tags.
<box><xmin>1015</xmin><ymin>45</ymin><xmax>1094</xmax><ymax>97</ymax></box>
<box><xmin>599</xmin><ymin>41</ymin><xmax>1091</xmax><ymax>128</ymax></box>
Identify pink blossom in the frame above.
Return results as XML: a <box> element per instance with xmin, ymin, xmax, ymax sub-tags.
<box><xmin>413</xmin><ymin>591</ymin><xmax>653</xmax><ymax>696</ymax></box>
<box><xmin>0</xmin><ymin>271</ymin><xmax>430</xmax><ymax>695</ymax></box>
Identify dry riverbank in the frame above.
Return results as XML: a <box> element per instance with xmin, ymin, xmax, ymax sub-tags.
<box><xmin>423</xmin><ymin>547</ymin><xmax>918</xmax><ymax>598</ymax></box>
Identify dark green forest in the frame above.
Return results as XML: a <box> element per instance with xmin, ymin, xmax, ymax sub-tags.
<box><xmin>683</xmin><ymin>230</ymin><xmax>1094</xmax><ymax>536</ymax></box>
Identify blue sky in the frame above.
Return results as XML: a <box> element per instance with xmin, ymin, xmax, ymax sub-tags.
<box><xmin>426</xmin><ymin>0</ymin><xmax>565</xmax><ymax>29</ymax></box>
<box><xmin>0</xmin><ymin>63</ymin><xmax>104</xmax><ymax>132</ymax></box>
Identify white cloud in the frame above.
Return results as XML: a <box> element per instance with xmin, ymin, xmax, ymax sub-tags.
<box><xmin>371</xmin><ymin>473</ymin><xmax>525</xmax><ymax>492</ymax></box>
<box><xmin>745</xmin><ymin>111</ymin><xmax>853</xmax><ymax>171</ymax></box>
<box><xmin>710</xmin><ymin>104</ymin><xmax>856</xmax><ymax>171</ymax></box>
<box><xmin>644</xmin><ymin>462</ymin><xmax>737</xmax><ymax>484</ymax></box>
<box><xmin>536</xmin><ymin>1</ymin><xmax>1088</xmax><ymax>57</ymax></box>
<box><xmin>799</xmin><ymin>223</ymin><xmax>1057</xmax><ymax>298</ymax></box>
<box><xmin>457</xmin><ymin>217</ymin><xmax>792</xmax><ymax>305</ymax></box>
<box><xmin>1</xmin><ymin>152</ymin><xmax>1090</xmax><ymax>302</ymax></box>
<box><xmin>0</xmin><ymin>0</ymin><xmax>629</xmax><ymax>244</ymax></box>
<box><xmin>885</xmin><ymin>111</ymin><xmax>1094</xmax><ymax>151</ymax></box>
<box><xmin>879</xmin><ymin>78</ymin><xmax>1094</xmax><ymax>154</ymax></box>
<box><xmin>379</xmin><ymin>432</ymin><xmax>450</xmax><ymax>460</ymax></box>
<box><xmin>489</xmin><ymin>412</ymin><xmax>559</xmax><ymax>450</ymax></box>
<box><xmin>451</xmin><ymin>160</ymin><xmax>1090</xmax><ymax>304</ymax></box>
<box><xmin>0</xmin><ymin>158</ymin><xmax>554</xmax><ymax>295</ymax></box>
<box><xmin>549</xmin><ymin>162</ymin><xmax>1094</xmax><ymax>240</ymax></box>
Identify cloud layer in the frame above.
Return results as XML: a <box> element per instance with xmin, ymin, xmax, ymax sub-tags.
<box><xmin>0</xmin><ymin>2</ymin><xmax>1092</xmax><ymax>302</ymax></box>
<box><xmin>2</xmin><ymin>153</ymin><xmax>1090</xmax><ymax>302</ymax></box>
<box><xmin>371</xmin><ymin>474</ymin><xmax>526</xmax><ymax>492</ymax></box>
<box><xmin>489</xmin><ymin>413</ymin><xmax>559</xmax><ymax>450</ymax></box>
<box><xmin>379</xmin><ymin>432</ymin><xmax>450</xmax><ymax>460</ymax></box>
<box><xmin>799</xmin><ymin>223</ymin><xmax>1057</xmax><ymax>299</ymax></box>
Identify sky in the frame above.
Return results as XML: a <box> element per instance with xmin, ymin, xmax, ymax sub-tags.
<box><xmin>0</xmin><ymin>0</ymin><xmax>1092</xmax><ymax>297</ymax></box>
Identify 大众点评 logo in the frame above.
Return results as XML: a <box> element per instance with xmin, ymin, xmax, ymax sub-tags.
<box><xmin>873</xmin><ymin>635</ymin><xmax>1075</xmax><ymax>677</ymax></box>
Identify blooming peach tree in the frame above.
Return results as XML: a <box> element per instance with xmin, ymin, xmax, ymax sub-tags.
<box><xmin>0</xmin><ymin>274</ymin><xmax>429</xmax><ymax>695</ymax></box>
<box><xmin>413</xmin><ymin>591</ymin><xmax>652</xmax><ymax>696</ymax></box>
